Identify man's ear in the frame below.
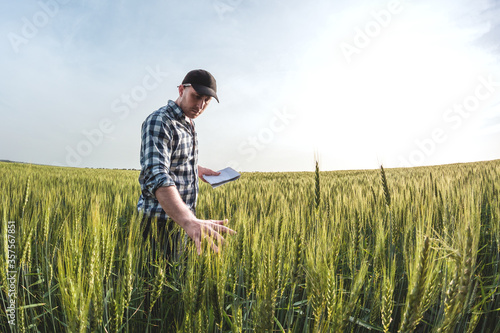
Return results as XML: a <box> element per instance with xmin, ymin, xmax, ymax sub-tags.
<box><xmin>178</xmin><ymin>84</ymin><xmax>184</xmax><ymax>97</ymax></box>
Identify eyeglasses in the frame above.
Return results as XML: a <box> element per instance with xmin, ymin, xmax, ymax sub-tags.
<box><xmin>177</xmin><ymin>83</ymin><xmax>192</xmax><ymax>88</ymax></box>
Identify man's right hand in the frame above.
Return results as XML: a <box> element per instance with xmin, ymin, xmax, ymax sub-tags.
<box><xmin>182</xmin><ymin>218</ymin><xmax>235</xmax><ymax>254</ymax></box>
<box><xmin>155</xmin><ymin>186</ymin><xmax>236</xmax><ymax>255</ymax></box>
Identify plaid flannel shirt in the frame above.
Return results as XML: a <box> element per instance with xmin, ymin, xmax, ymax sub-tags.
<box><xmin>137</xmin><ymin>100</ymin><xmax>199</xmax><ymax>220</ymax></box>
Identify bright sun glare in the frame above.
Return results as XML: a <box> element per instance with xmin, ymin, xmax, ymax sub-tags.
<box><xmin>288</xmin><ymin>2</ymin><xmax>497</xmax><ymax>170</ymax></box>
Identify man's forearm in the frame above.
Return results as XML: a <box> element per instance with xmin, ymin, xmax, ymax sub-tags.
<box><xmin>154</xmin><ymin>185</ymin><xmax>195</xmax><ymax>229</ymax></box>
<box><xmin>153</xmin><ymin>184</ymin><xmax>235</xmax><ymax>255</ymax></box>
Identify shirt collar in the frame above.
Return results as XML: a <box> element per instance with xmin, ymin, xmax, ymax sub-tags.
<box><xmin>167</xmin><ymin>100</ymin><xmax>185</xmax><ymax>120</ymax></box>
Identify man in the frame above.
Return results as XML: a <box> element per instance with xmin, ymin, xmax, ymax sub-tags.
<box><xmin>137</xmin><ymin>69</ymin><xmax>235</xmax><ymax>255</ymax></box>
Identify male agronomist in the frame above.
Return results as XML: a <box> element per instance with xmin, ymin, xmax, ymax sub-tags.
<box><xmin>137</xmin><ymin>69</ymin><xmax>235</xmax><ymax>255</ymax></box>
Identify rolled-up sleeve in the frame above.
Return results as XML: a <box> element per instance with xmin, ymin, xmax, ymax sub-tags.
<box><xmin>139</xmin><ymin>113</ymin><xmax>175</xmax><ymax>199</ymax></box>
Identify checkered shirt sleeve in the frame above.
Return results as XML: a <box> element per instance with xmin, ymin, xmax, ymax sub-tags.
<box><xmin>137</xmin><ymin>101</ymin><xmax>198</xmax><ymax>219</ymax></box>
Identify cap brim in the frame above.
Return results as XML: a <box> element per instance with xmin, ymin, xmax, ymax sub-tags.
<box><xmin>191</xmin><ymin>84</ymin><xmax>219</xmax><ymax>103</ymax></box>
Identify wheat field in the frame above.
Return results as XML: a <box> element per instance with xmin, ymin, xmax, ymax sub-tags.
<box><xmin>0</xmin><ymin>160</ymin><xmax>499</xmax><ymax>332</ymax></box>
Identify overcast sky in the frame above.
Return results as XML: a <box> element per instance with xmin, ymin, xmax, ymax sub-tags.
<box><xmin>1</xmin><ymin>0</ymin><xmax>499</xmax><ymax>172</ymax></box>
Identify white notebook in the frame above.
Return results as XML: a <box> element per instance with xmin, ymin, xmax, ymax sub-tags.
<box><xmin>203</xmin><ymin>167</ymin><xmax>241</xmax><ymax>188</ymax></box>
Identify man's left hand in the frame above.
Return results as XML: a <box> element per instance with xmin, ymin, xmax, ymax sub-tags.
<box><xmin>198</xmin><ymin>166</ymin><xmax>220</xmax><ymax>183</ymax></box>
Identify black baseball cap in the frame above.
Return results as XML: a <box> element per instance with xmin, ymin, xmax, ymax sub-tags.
<box><xmin>182</xmin><ymin>69</ymin><xmax>219</xmax><ymax>103</ymax></box>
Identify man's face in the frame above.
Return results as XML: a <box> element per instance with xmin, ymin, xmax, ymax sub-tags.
<box><xmin>177</xmin><ymin>85</ymin><xmax>212</xmax><ymax>119</ymax></box>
